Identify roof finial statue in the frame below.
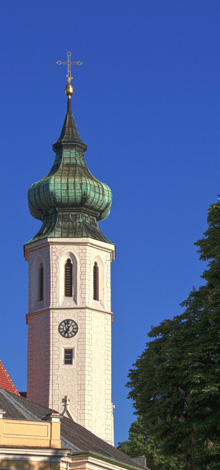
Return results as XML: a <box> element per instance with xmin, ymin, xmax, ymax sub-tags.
<box><xmin>61</xmin><ymin>395</ymin><xmax>76</xmax><ymax>421</ymax></box>
<box><xmin>56</xmin><ymin>51</ymin><xmax>82</xmax><ymax>98</ymax></box>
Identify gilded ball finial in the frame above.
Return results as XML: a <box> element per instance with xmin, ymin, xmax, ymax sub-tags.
<box><xmin>65</xmin><ymin>83</ymin><xmax>74</xmax><ymax>97</ymax></box>
<box><xmin>56</xmin><ymin>51</ymin><xmax>82</xmax><ymax>99</ymax></box>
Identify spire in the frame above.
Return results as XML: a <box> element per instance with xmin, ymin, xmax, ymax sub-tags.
<box><xmin>54</xmin><ymin>51</ymin><xmax>87</xmax><ymax>151</ymax></box>
<box><xmin>53</xmin><ymin>95</ymin><xmax>87</xmax><ymax>152</ymax></box>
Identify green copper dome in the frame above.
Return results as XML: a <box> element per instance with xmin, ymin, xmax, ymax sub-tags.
<box><xmin>27</xmin><ymin>97</ymin><xmax>112</xmax><ymax>244</ymax></box>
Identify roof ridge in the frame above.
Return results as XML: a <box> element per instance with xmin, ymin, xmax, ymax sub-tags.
<box><xmin>0</xmin><ymin>389</ymin><xmax>36</xmax><ymax>420</ymax></box>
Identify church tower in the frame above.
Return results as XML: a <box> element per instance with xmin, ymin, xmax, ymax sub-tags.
<box><xmin>24</xmin><ymin>61</ymin><xmax>115</xmax><ymax>445</ymax></box>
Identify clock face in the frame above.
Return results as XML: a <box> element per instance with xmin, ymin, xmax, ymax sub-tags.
<box><xmin>58</xmin><ymin>319</ymin><xmax>78</xmax><ymax>338</ymax></box>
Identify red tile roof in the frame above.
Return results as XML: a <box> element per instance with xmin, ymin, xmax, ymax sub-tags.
<box><xmin>0</xmin><ymin>360</ymin><xmax>19</xmax><ymax>396</ymax></box>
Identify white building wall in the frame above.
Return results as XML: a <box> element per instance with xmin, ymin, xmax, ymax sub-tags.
<box><xmin>25</xmin><ymin>237</ymin><xmax>115</xmax><ymax>445</ymax></box>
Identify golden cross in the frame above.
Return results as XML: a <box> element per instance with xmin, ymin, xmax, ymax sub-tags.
<box><xmin>56</xmin><ymin>51</ymin><xmax>82</xmax><ymax>84</ymax></box>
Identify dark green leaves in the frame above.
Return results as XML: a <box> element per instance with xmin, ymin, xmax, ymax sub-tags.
<box><xmin>120</xmin><ymin>198</ymin><xmax>220</xmax><ymax>469</ymax></box>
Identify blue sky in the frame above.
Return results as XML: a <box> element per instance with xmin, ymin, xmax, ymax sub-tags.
<box><xmin>0</xmin><ymin>0</ymin><xmax>220</xmax><ymax>445</ymax></box>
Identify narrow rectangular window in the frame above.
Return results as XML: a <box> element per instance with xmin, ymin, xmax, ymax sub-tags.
<box><xmin>38</xmin><ymin>263</ymin><xmax>44</xmax><ymax>301</ymax></box>
<box><xmin>65</xmin><ymin>258</ymin><xmax>73</xmax><ymax>297</ymax></box>
<box><xmin>93</xmin><ymin>262</ymin><xmax>99</xmax><ymax>300</ymax></box>
<box><xmin>64</xmin><ymin>349</ymin><xmax>73</xmax><ymax>365</ymax></box>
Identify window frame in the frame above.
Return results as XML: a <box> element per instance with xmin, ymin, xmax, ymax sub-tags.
<box><xmin>93</xmin><ymin>261</ymin><xmax>99</xmax><ymax>301</ymax></box>
<box><xmin>64</xmin><ymin>348</ymin><xmax>74</xmax><ymax>365</ymax></box>
<box><xmin>64</xmin><ymin>258</ymin><xmax>73</xmax><ymax>297</ymax></box>
<box><xmin>38</xmin><ymin>263</ymin><xmax>44</xmax><ymax>302</ymax></box>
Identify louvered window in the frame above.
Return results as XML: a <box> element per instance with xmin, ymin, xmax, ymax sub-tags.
<box><xmin>93</xmin><ymin>262</ymin><xmax>99</xmax><ymax>300</ymax></box>
<box><xmin>38</xmin><ymin>263</ymin><xmax>44</xmax><ymax>301</ymax></box>
<box><xmin>64</xmin><ymin>349</ymin><xmax>73</xmax><ymax>364</ymax></box>
<box><xmin>65</xmin><ymin>258</ymin><xmax>73</xmax><ymax>297</ymax></box>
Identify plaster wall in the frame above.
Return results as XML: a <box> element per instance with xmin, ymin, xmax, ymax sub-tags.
<box><xmin>0</xmin><ymin>418</ymin><xmax>61</xmax><ymax>448</ymax></box>
<box><xmin>25</xmin><ymin>238</ymin><xmax>115</xmax><ymax>445</ymax></box>
<box><xmin>28</xmin><ymin>244</ymin><xmax>51</xmax><ymax>312</ymax></box>
<box><xmin>27</xmin><ymin>310</ymin><xmax>50</xmax><ymax>406</ymax></box>
<box><xmin>49</xmin><ymin>307</ymin><xmax>112</xmax><ymax>444</ymax></box>
<box><xmin>0</xmin><ymin>459</ymin><xmax>61</xmax><ymax>470</ymax></box>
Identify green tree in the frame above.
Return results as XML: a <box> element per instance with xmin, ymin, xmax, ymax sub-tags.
<box><xmin>118</xmin><ymin>417</ymin><xmax>185</xmax><ymax>470</ymax></box>
<box><xmin>120</xmin><ymin>200</ymin><xmax>220</xmax><ymax>470</ymax></box>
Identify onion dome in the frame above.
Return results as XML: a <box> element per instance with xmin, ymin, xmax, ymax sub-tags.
<box><xmin>27</xmin><ymin>89</ymin><xmax>112</xmax><ymax>244</ymax></box>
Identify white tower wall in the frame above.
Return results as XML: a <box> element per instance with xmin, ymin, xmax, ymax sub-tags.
<box><xmin>25</xmin><ymin>237</ymin><xmax>115</xmax><ymax>445</ymax></box>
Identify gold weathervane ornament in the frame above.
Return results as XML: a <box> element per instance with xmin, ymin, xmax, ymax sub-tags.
<box><xmin>56</xmin><ymin>51</ymin><xmax>82</xmax><ymax>98</ymax></box>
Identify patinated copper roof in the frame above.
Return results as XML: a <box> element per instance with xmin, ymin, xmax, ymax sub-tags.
<box><xmin>27</xmin><ymin>95</ymin><xmax>112</xmax><ymax>244</ymax></box>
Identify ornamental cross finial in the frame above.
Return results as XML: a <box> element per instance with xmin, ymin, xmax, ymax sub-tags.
<box><xmin>56</xmin><ymin>51</ymin><xmax>82</xmax><ymax>84</ymax></box>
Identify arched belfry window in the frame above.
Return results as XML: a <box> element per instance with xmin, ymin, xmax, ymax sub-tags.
<box><xmin>93</xmin><ymin>262</ymin><xmax>99</xmax><ymax>301</ymax></box>
<box><xmin>38</xmin><ymin>263</ymin><xmax>44</xmax><ymax>301</ymax></box>
<box><xmin>65</xmin><ymin>258</ymin><xmax>73</xmax><ymax>297</ymax></box>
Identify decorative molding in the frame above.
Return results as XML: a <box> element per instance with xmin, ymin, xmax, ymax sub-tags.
<box><xmin>25</xmin><ymin>237</ymin><xmax>115</xmax><ymax>261</ymax></box>
<box><xmin>26</xmin><ymin>307</ymin><xmax>113</xmax><ymax>324</ymax></box>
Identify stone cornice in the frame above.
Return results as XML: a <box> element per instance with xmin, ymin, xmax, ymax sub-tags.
<box><xmin>67</xmin><ymin>451</ymin><xmax>146</xmax><ymax>470</ymax></box>
<box><xmin>0</xmin><ymin>447</ymin><xmax>68</xmax><ymax>458</ymax></box>
<box><xmin>26</xmin><ymin>307</ymin><xmax>114</xmax><ymax>325</ymax></box>
<box><xmin>24</xmin><ymin>237</ymin><xmax>115</xmax><ymax>261</ymax></box>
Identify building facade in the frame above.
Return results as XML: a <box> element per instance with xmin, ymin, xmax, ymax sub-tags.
<box><xmin>24</xmin><ymin>78</ymin><xmax>115</xmax><ymax>444</ymax></box>
<box><xmin>0</xmin><ymin>388</ymin><xmax>147</xmax><ymax>470</ymax></box>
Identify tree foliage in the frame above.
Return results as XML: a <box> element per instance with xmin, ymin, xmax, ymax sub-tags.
<box><xmin>120</xmin><ymin>200</ymin><xmax>220</xmax><ymax>469</ymax></box>
<box><xmin>118</xmin><ymin>417</ymin><xmax>185</xmax><ymax>470</ymax></box>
